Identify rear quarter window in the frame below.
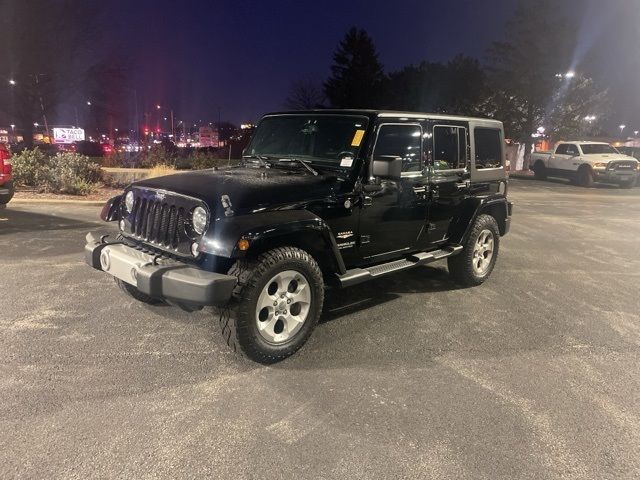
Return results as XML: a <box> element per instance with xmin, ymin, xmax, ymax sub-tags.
<box><xmin>474</xmin><ymin>128</ymin><xmax>502</xmax><ymax>169</ymax></box>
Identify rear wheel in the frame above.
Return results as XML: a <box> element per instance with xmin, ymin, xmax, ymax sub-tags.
<box><xmin>533</xmin><ymin>162</ymin><xmax>547</xmax><ymax>180</ymax></box>
<box><xmin>448</xmin><ymin>214</ymin><xmax>500</xmax><ymax>287</ymax></box>
<box><xmin>577</xmin><ymin>167</ymin><xmax>594</xmax><ymax>187</ymax></box>
<box><xmin>218</xmin><ymin>246</ymin><xmax>324</xmax><ymax>364</ymax></box>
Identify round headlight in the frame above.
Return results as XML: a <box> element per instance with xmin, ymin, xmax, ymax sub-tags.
<box><xmin>192</xmin><ymin>206</ymin><xmax>208</xmax><ymax>235</ymax></box>
<box><xmin>125</xmin><ymin>191</ymin><xmax>135</xmax><ymax>212</ymax></box>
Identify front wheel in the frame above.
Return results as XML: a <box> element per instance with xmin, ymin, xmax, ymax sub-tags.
<box><xmin>115</xmin><ymin>278</ymin><xmax>164</xmax><ymax>305</ymax></box>
<box><xmin>448</xmin><ymin>214</ymin><xmax>500</xmax><ymax>287</ymax></box>
<box><xmin>218</xmin><ymin>246</ymin><xmax>324</xmax><ymax>364</ymax></box>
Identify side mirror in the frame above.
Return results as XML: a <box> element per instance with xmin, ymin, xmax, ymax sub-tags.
<box><xmin>372</xmin><ymin>156</ymin><xmax>402</xmax><ymax>179</ymax></box>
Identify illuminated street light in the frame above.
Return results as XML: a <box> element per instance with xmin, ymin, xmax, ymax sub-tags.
<box><xmin>8</xmin><ymin>79</ymin><xmax>16</xmax><ymax>86</ymax></box>
<box><xmin>635</xmin><ymin>130</ymin><xmax>639</xmax><ymax>137</ymax></box>
<box><xmin>584</xmin><ymin>115</ymin><xmax>596</xmax><ymax>122</ymax></box>
<box><xmin>34</xmin><ymin>122</ymin><xmax>39</xmax><ymax>127</ymax></box>
<box><xmin>619</xmin><ymin>124</ymin><xmax>626</xmax><ymax>135</ymax></box>
<box><xmin>565</xmin><ymin>71</ymin><xmax>575</xmax><ymax>79</ymax></box>
<box><xmin>86</xmin><ymin>100</ymin><xmax>92</xmax><ymax>106</ymax></box>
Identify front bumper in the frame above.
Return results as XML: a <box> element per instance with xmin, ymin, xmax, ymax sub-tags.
<box><xmin>593</xmin><ymin>169</ymin><xmax>638</xmax><ymax>184</ymax></box>
<box><xmin>84</xmin><ymin>232</ymin><xmax>236</xmax><ymax>307</ymax></box>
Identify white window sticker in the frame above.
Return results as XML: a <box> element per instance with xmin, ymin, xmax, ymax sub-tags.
<box><xmin>340</xmin><ymin>156</ymin><xmax>354</xmax><ymax>167</ymax></box>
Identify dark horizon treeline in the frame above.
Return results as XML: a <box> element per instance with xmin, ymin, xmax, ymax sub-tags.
<box><xmin>288</xmin><ymin>1</ymin><xmax>611</xmax><ymax>146</ymax></box>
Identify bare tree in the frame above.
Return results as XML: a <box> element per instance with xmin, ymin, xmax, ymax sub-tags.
<box><xmin>284</xmin><ymin>79</ymin><xmax>326</xmax><ymax>110</ymax></box>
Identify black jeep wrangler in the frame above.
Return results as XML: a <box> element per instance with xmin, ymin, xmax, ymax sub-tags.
<box><xmin>86</xmin><ymin>110</ymin><xmax>512</xmax><ymax>363</ymax></box>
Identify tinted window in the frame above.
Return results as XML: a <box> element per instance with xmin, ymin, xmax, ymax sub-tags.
<box><xmin>433</xmin><ymin>126</ymin><xmax>466</xmax><ymax>170</ymax></box>
<box><xmin>474</xmin><ymin>128</ymin><xmax>502</xmax><ymax>169</ymax></box>
<box><xmin>555</xmin><ymin>144</ymin><xmax>569</xmax><ymax>155</ymax></box>
<box><xmin>580</xmin><ymin>144</ymin><xmax>619</xmax><ymax>155</ymax></box>
<box><xmin>565</xmin><ymin>144</ymin><xmax>579</xmax><ymax>156</ymax></box>
<box><xmin>374</xmin><ymin>124</ymin><xmax>422</xmax><ymax>172</ymax></box>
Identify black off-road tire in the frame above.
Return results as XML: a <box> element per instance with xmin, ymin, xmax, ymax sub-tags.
<box><xmin>577</xmin><ymin>166</ymin><xmax>594</xmax><ymax>187</ymax></box>
<box><xmin>218</xmin><ymin>246</ymin><xmax>324</xmax><ymax>364</ymax></box>
<box><xmin>115</xmin><ymin>277</ymin><xmax>164</xmax><ymax>305</ymax></box>
<box><xmin>533</xmin><ymin>162</ymin><xmax>547</xmax><ymax>180</ymax></box>
<box><xmin>447</xmin><ymin>214</ymin><xmax>500</xmax><ymax>287</ymax></box>
<box><xmin>0</xmin><ymin>181</ymin><xmax>15</xmax><ymax>205</ymax></box>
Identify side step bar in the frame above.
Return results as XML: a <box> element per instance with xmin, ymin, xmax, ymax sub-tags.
<box><xmin>336</xmin><ymin>245</ymin><xmax>463</xmax><ymax>288</ymax></box>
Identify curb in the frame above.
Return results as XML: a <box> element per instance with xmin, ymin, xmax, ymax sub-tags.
<box><xmin>509</xmin><ymin>172</ymin><xmax>535</xmax><ymax>180</ymax></box>
<box><xmin>11</xmin><ymin>198</ymin><xmax>106</xmax><ymax>206</ymax></box>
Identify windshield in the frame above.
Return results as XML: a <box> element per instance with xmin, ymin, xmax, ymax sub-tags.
<box><xmin>580</xmin><ymin>144</ymin><xmax>619</xmax><ymax>155</ymax></box>
<box><xmin>246</xmin><ymin>115</ymin><xmax>369</xmax><ymax>166</ymax></box>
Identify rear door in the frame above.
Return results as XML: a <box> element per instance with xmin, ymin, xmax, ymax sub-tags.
<box><xmin>425</xmin><ymin>121</ymin><xmax>470</xmax><ymax>244</ymax></box>
<box><xmin>549</xmin><ymin>143</ymin><xmax>579</xmax><ymax>172</ymax></box>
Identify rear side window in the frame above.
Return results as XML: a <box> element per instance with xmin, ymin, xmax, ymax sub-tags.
<box><xmin>566</xmin><ymin>144</ymin><xmax>579</xmax><ymax>156</ymax></box>
<box><xmin>433</xmin><ymin>126</ymin><xmax>467</xmax><ymax>170</ymax></box>
<box><xmin>474</xmin><ymin>128</ymin><xmax>502</xmax><ymax>169</ymax></box>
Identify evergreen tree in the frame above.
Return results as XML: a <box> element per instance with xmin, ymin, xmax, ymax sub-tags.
<box><xmin>324</xmin><ymin>28</ymin><xmax>384</xmax><ymax>109</ymax></box>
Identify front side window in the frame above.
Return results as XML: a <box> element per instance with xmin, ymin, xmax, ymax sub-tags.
<box><xmin>247</xmin><ymin>115</ymin><xmax>369</xmax><ymax>166</ymax></box>
<box><xmin>474</xmin><ymin>128</ymin><xmax>502</xmax><ymax>169</ymax></box>
<box><xmin>433</xmin><ymin>126</ymin><xmax>467</xmax><ymax>170</ymax></box>
<box><xmin>373</xmin><ymin>124</ymin><xmax>422</xmax><ymax>172</ymax></box>
<box><xmin>555</xmin><ymin>144</ymin><xmax>569</xmax><ymax>155</ymax></box>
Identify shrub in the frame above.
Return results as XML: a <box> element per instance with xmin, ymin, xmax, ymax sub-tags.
<box><xmin>11</xmin><ymin>148</ymin><xmax>103</xmax><ymax>195</ymax></box>
<box><xmin>140</xmin><ymin>144</ymin><xmax>177</xmax><ymax>168</ymax></box>
<box><xmin>147</xmin><ymin>164</ymin><xmax>176</xmax><ymax>179</ymax></box>
<box><xmin>191</xmin><ymin>150</ymin><xmax>226</xmax><ymax>170</ymax></box>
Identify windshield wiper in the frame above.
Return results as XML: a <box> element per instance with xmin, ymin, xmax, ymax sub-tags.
<box><xmin>242</xmin><ymin>154</ymin><xmax>272</xmax><ymax>168</ymax></box>
<box><xmin>277</xmin><ymin>157</ymin><xmax>318</xmax><ymax>176</ymax></box>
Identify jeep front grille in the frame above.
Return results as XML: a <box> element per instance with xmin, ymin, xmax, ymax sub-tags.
<box><xmin>123</xmin><ymin>188</ymin><xmax>203</xmax><ymax>256</ymax></box>
<box><xmin>131</xmin><ymin>198</ymin><xmax>185</xmax><ymax>248</ymax></box>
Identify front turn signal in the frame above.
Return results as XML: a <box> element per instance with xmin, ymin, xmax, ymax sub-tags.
<box><xmin>237</xmin><ymin>238</ymin><xmax>250</xmax><ymax>251</ymax></box>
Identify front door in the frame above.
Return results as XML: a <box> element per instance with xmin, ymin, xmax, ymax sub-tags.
<box><xmin>357</xmin><ymin>123</ymin><xmax>429</xmax><ymax>262</ymax></box>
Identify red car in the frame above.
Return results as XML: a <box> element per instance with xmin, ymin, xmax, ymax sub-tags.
<box><xmin>0</xmin><ymin>143</ymin><xmax>13</xmax><ymax>205</ymax></box>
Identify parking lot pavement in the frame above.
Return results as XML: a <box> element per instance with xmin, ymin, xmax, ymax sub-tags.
<box><xmin>1</xmin><ymin>179</ymin><xmax>639</xmax><ymax>479</ymax></box>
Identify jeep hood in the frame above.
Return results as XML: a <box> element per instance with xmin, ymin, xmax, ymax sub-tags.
<box><xmin>132</xmin><ymin>166</ymin><xmax>344</xmax><ymax>215</ymax></box>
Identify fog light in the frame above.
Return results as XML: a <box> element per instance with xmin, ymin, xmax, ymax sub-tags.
<box><xmin>119</xmin><ymin>219</ymin><xmax>125</xmax><ymax>230</ymax></box>
<box><xmin>100</xmin><ymin>250</ymin><xmax>110</xmax><ymax>270</ymax></box>
<box><xmin>191</xmin><ymin>242</ymin><xmax>200</xmax><ymax>257</ymax></box>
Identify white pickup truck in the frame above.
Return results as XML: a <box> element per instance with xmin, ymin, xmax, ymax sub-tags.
<box><xmin>530</xmin><ymin>141</ymin><xmax>639</xmax><ymax>188</ymax></box>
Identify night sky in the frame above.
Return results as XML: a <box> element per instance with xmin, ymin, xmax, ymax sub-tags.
<box><xmin>88</xmin><ymin>0</ymin><xmax>638</xmax><ymax>132</ymax></box>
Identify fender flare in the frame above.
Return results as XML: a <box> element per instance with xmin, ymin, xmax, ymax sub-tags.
<box><xmin>200</xmin><ymin>209</ymin><xmax>347</xmax><ymax>274</ymax></box>
<box><xmin>448</xmin><ymin>195</ymin><xmax>510</xmax><ymax>244</ymax></box>
<box><xmin>100</xmin><ymin>195</ymin><xmax>122</xmax><ymax>222</ymax></box>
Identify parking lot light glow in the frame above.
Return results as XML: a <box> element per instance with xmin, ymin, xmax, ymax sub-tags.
<box><xmin>8</xmin><ymin>79</ymin><xmax>16</xmax><ymax>85</ymax></box>
<box><xmin>565</xmin><ymin>71</ymin><xmax>575</xmax><ymax>78</ymax></box>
